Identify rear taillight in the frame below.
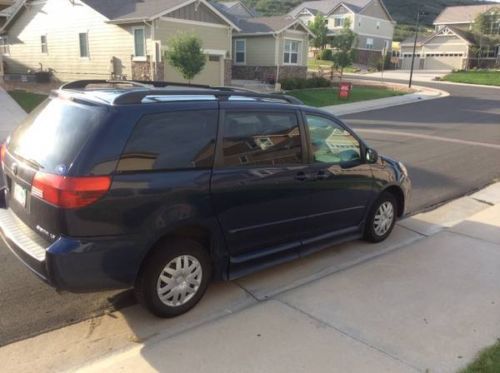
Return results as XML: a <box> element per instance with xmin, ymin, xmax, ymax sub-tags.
<box><xmin>1</xmin><ymin>144</ymin><xmax>6</xmax><ymax>164</ymax></box>
<box><xmin>32</xmin><ymin>172</ymin><xmax>111</xmax><ymax>209</ymax></box>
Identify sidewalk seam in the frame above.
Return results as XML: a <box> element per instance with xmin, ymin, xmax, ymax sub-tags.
<box><xmin>277</xmin><ymin>299</ymin><xmax>422</xmax><ymax>372</ymax></box>
<box><xmin>444</xmin><ymin>229</ymin><xmax>500</xmax><ymax>249</ymax></box>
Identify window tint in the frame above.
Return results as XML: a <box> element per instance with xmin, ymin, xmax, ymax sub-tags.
<box><xmin>223</xmin><ymin>111</ymin><xmax>302</xmax><ymax>167</ymax></box>
<box><xmin>8</xmin><ymin>98</ymin><xmax>106</xmax><ymax>174</ymax></box>
<box><xmin>305</xmin><ymin>115</ymin><xmax>361</xmax><ymax>164</ymax></box>
<box><xmin>117</xmin><ymin>111</ymin><xmax>217</xmax><ymax>172</ymax></box>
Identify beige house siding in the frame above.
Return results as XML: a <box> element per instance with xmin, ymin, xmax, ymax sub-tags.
<box><xmin>156</xmin><ymin>18</ymin><xmax>231</xmax><ymax>55</ymax></box>
<box><xmin>353</xmin><ymin>14</ymin><xmax>394</xmax><ymax>39</ymax></box>
<box><xmin>360</xmin><ymin>0</ymin><xmax>391</xmax><ymax>20</ymax></box>
<box><xmin>234</xmin><ymin>36</ymin><xmax>276</xmax><ymax>66</ymax></box>
<box><xmin>3</xmin><ymin>0</ymin><xmax>137</xmax><ymax>81</ymax></box>
<box><xmin>166</xmin><ymin>2</ymin><xmax>226</xmax><ymax>25</ymax></box>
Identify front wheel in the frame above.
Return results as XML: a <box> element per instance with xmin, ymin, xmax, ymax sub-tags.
<box><xmin>364</xmin><ymin>193</ymin><xmax>397</xmax><ymax>243</ymax></box>
<box><xmin>135</xmin><ymin>238</ymin><xmax>212</xmax><ymax>318</ymax></box>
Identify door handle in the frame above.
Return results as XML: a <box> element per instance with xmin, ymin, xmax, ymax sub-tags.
<box><xmin>295</xmin><ymin>171</ymin><xmax>309</xmax><ymax>181</ymax></box>
<box><xmin>316</xmin><ymin>170</ymin><xmax>329</xmax><ymax>180</ymax></box>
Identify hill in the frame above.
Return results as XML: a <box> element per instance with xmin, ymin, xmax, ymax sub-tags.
<box><xmin>241</xmin><ymin>0</ymin><xmax>492</xmax><ymax>25</ymax></box>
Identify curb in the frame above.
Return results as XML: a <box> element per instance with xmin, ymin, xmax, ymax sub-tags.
<box><xmin>321</xmin><ymin>82</ymin><xmax>449</xmax><ymax>117</ymax></box>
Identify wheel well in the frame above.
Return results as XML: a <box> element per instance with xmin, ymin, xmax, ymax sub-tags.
<box><xmin>137</xmin><ymin>225</ymin><xmax>213</xmax><ymax>277</ymax></box>
<box><xmin>384</xmin><ymin>186</ymin><xmax>405</xmax><ymax>217</ymax></box>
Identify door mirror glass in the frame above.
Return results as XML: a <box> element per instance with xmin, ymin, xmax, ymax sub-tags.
<box><xmin>304</xmin><ymin>114</ymin><xmax>361</xmax><ymax>165</ymax></box>
<box><xmin>365</xmin><ymin>148</ymin><xmax>378</xmax><ymax>164</ymax></box>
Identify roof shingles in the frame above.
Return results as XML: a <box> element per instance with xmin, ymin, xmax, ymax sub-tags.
<box><xmin>433</xmin><ymin>4</ymin><xmax>499</xmax><ymax>25</ymax></box>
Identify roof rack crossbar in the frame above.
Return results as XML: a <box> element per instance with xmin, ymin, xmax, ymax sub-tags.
<box><xmin>60</xmin><ymin>80</ymin><xmax>150</xmax><ymax>90</ymax></box>
<box><xmin>113</xmin><ymin>90</ymin><xmax>303</xmax><ymax>105</ymax></box>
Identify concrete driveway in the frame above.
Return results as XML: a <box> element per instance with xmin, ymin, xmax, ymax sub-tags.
<box><xmin>0</xmin><ymin>86</ymin><xmax>26</xmax><ymax>141</ymax></box>
<box><xmin>346</xmin><ymin>70</ymin><xmax>451</xmax><ymax>83</ymax></box>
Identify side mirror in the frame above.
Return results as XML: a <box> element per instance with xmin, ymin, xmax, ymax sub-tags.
<box><xmin>365</xmin><ymin>148</ymin><xmax>378</xmax><ymax>164</ymax></box>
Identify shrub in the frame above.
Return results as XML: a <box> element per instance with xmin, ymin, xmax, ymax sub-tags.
<box><xmin>280</xmin><ymin>77</ymin><xmax>331</xmax><ymax>90</ymax></box>
<box><xmin>319</xmin><ymin>49</ymin><xmax>333</xmax><ymax>61</ymax></box>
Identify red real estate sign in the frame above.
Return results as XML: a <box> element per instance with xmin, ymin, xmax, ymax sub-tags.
<box><xmin>338</xmin><ymin>82</ymin><xmax>352</xmax><ymax>99</ymax></box>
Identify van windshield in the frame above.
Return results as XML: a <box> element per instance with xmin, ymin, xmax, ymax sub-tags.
<box><xmin>7</xmin><ymin>97</ymin><xmax>106</xmax><ymax>174</ymax></box>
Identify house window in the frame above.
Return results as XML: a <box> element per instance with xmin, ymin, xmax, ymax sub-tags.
<box><xmin>79</xmin><ymin>33</ymin><xmax>89</xmax><ymax>58</ymax></box>
<box><xmin>133</xmin><ymin>27</ymin><xmax>146</xmax><ymax>58</ymax></box>
<box><xmin>284</xmin><ymin>39</ymin><xmax>301</xmax><ymax>65</ymax></box>
<box><xmin>0</xmin><ymin>36</ymin><xmax>9</xmax><ymax>55</ymax></box>
<box><xmin>41</xmin><ymin>35</ymin><xmax>48</xmax><ymax>54</ymax></box>
<box><xmin>334</xmin><ymin>16</ymin><xmax>344</xmax><ymax>28</ymax></box>
<box><xmin>366</xmin><ymin>38</ymin><xmax>374</xmax><ymax>49</ymax></box>
<box><xmin>376</xmin><ymin>21</ymin><xmax>380</xmax><ymax>30</ymax></box>
<box><xmin>234</xmin><ymin>39</ymin><xmax>245</xmax><ymax>64</ymax></box>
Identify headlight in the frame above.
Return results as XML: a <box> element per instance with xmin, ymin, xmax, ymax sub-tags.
<box><xmin>398</xmin><ymin>162</ymin><xmax>408</xmax><ymax>178</ymax></box>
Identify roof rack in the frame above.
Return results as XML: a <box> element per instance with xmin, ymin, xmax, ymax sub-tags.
<box><xmin>113</xmin><ymin>90</ymin><xmax>304</xmax><ymax>106</ymax></box>
<box><xmin>58</xmin><ymin>79</ymin><xmax>303</xmax><ymax>106</ymax></box>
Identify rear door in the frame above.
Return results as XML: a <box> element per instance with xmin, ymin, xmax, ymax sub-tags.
<box><xmin>299</xmin><ymin>112</ymin><xmax>374</xmax><ymax>250</ymax></box>
<box><xmin>210</xmin><ymin>104</ymin><xmax>310</xmax><ymax>269</ymax></box>
<box><xmin>2</xmin><ymin>97</ymin><xmax>107</xmax><ymax>238</ymax></box>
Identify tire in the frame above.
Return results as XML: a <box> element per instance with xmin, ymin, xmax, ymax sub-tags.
<box><xmin>135</xmin><ymin>238</ymin><xmax>212</xmax><ymax>318</ymax></box>
<box><xmin>364</xmin><ymin>193</ymin><xmax>397</xmax><ymax>243</ymax></box>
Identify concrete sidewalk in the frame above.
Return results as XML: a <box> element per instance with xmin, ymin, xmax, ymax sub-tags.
<box><xmin>0</xmin><ymin>86</ymin><xmax>26</xmax><ymax>141</ymax></box>
<box><xmin>1</xmin><ymin>183</ymin><xmax>499</xmax><ymax>373</ymax></box>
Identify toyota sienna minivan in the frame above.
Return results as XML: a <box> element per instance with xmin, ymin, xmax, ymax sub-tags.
<box><xmin>0</xmin><ymin>80</ymin><xmax>411</xmax><ymax>317</ymax></box>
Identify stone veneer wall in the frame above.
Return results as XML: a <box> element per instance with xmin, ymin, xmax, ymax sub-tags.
<box><xmin>232</xmin><ymin>65</ymin><xmax>307</xmax><ymax>82</ymax></box>
<box><xmin>354</xmin><ymin>49</ymin><xmax>383</xmax><ymax>66</ymax></box>
<box><xmin>224</xmin><ymin>59</ymin><xmax>232</xmax><ymax>86</ymax></box>
<box><xmin>131</xmin><ymin>57</ymin><xmax>152</xmax><ymax>80</ymax></box>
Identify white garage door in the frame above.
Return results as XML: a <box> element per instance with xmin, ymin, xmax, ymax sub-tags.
<box><xmin>164</xmin><ymin>55</ymin><xmax>223</xmax><ymax>86</ymax></box>
<box><xmin>424</xmin><ymin>53</ymin><xmax>464</xmax><ymax>70</ymax></box>
<box><xmin>401</xmin><ymin>54</ymin><xmax>421</xmax><ymax>70</ymax></box>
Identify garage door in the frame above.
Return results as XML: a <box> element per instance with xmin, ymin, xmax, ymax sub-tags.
<box><xmin>424</xmin><ymin>53</ymin><xmax>464</xmax><ymax>70</ymax></box>
<box><xmin>400</xmin><ymin>54</ymin><xmax>421</xmax><ymax>70</ymax></box>
<box><xmin>164</xmin><ymin>55</ymin><xmax>223</xmax><ymax>86</ymax></box>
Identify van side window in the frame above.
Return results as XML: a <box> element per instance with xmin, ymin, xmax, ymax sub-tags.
<box><xmin>222</xmin><ymin>111</ymin><xmax>302</xmax><ymax>167</ymax></box>
<box><xmin>305</xmin><ymin>114</ymin><xmax>361</xmax><ymax>164</ymax></box>
<box><xmin>117</xmin><ymin>110</ymin><xmax>217</xmax><ymax>171</ymax></box>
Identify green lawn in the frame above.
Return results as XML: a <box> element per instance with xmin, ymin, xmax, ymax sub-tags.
<box><xmin>7</xmin><ymin>90</ymin><xmax>48</xmax><ymax>113</ymax></box>
<box><xmin>287</xmin><ymin>86</ymin><xmax>404</xmax><ymax>107</ymax></box>
<box><xmin>460</xmin><ymin>340</ymin><xmax>500</xmax><ymax>373</ymax></box>
<box><xmin>442</xmin><ymin>70</ymin><xmax>500</xmax><ymax>86</ymax></box>
<box><xmin>307</xmin><ymin>59</ymin><xmax>334</xmax><ymax>69</ymax></box>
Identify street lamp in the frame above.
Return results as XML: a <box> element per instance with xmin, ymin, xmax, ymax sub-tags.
<box><xmin>408</xmin><ymin>8</ymin><xmax>426</xmax><ymax>88</ymax></box>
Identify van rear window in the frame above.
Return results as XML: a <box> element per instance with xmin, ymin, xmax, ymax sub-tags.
<box><xmin>7</xmin><ymin>97</ymin><xmax>106</xmax><ymax>174</ymax></box>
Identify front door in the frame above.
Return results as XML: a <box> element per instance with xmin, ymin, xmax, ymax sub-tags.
<box><xmin>211</xmin><ymin>106</ymin><xmax>310</xmax><ymax>273</ymax></box>
<box><xmin>300</xmin><ymin>112</ymin><xmax>374</xmax><ymax>250</ymax></box>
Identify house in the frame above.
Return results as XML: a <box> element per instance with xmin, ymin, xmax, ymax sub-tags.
<box><xmin>400</xmin><ymin>4</ymin><xmax>500</xmax><ymax>71</ymax></box>
<box><xmin>214</xmin><ymin>2</ymin><xmax>313</xmax><ymax>82</ymax></box>
<box><xmin>215</xmin><ymin>1</ymin><xmax>256</xmax><ymax>18</ymax></box>
<box><xmin>289</xmin><ymin>0</ymin><xmax>395</xmax><ymax>64</ymax></box>
<box><xmin>0</xmin><ymin>0</ymin><xmax>242</xmax><ymax>86</ymax></box>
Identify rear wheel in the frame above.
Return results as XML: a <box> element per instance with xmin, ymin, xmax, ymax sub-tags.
<box><xmin>135</xmin><ymin>238</ymin><xmax>212</xmax><ymax>318</ymax></box>
<box><xmin>364</xmin><ymin>193</ymin><xmax>397</xmax><ymax>243</ymax></box>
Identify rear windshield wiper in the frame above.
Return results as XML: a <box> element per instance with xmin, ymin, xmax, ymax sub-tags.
<box><xmin>12</xmin><ymin>152</ymin><xmax>45</xmax><ymax>170</ymax></box>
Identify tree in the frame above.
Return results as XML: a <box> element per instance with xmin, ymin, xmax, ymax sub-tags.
<box><xmin>473</xmin><ymin>7</ymin><xmax>500</xmax><ymax>36</ymax></box>
<box><xmin>166</xmin><ymin>33</ymin><xmax>206</xmax><ymax>83</ymax></box>
<box><xmin>331</xmin><ymin>19</ymin><xmax>356</xmax><ymax>82</ymax></box>
<box><xmin>308</xmin><ymin>15</ymin><xmax>329</xmax><ymax>51</ymax></box>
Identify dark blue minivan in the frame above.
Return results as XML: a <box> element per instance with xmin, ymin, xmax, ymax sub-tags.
<box><xmin>0</xmin><ymin>81</ymin><xmax>410</xmax><ymax>317</ymax></box>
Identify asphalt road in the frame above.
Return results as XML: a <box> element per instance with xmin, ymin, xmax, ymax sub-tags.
<box><xmin>0</xmin><ymin>79</ymin><xmax>499</xmax><ymax>347</ymax></box>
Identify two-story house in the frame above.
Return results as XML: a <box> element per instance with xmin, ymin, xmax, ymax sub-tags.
<box><xmin>400</xmin><ymin>4</ymin><xmax>499</xmax><ymax>71</ymax></box>
<box><xmin>0</xmin><ymin>0</ymin><xmax>242</xmax><ymax>86</ymax></box>
<box><xmin>289</xmin><ymin>0</ymin><xmax>395</xmax><ymax>64</ymax></box>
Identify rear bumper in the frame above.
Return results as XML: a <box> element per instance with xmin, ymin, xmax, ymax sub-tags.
<box><xmin>0</xmin><ymin>191</ymin><xmax>145</xmax><ymax>292</ymax></box>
